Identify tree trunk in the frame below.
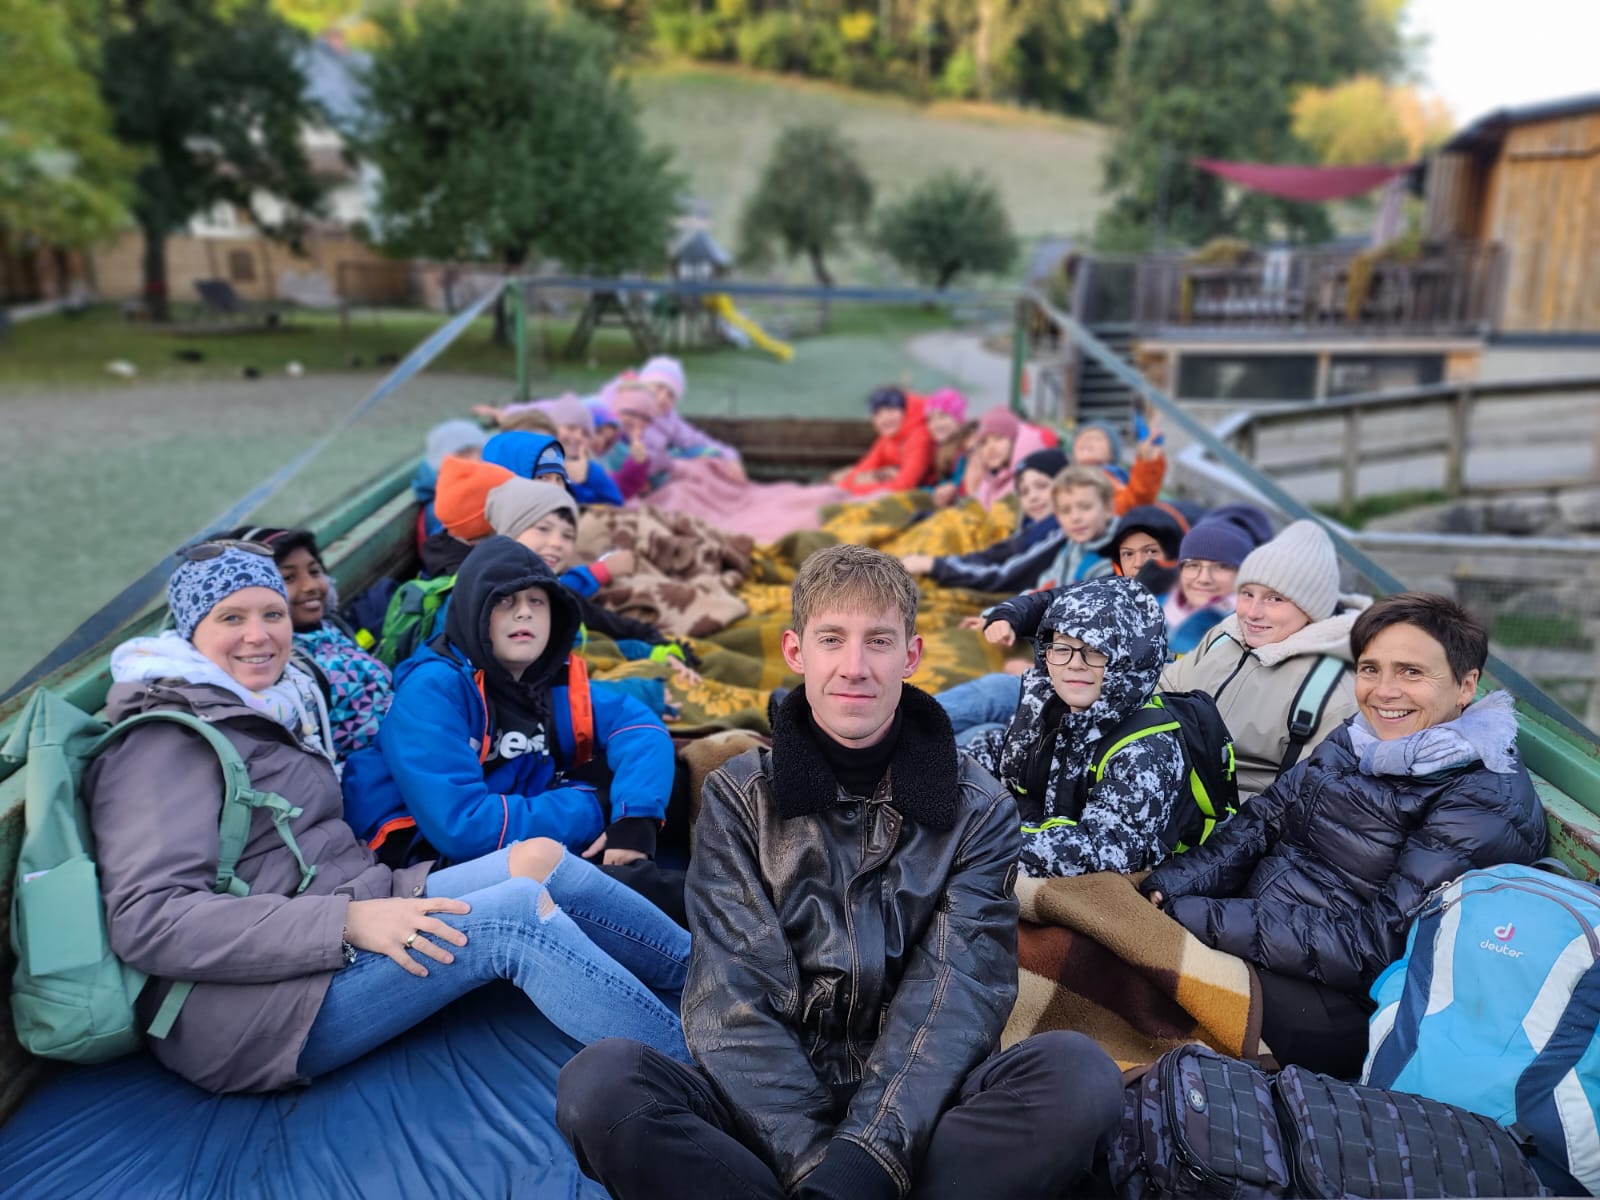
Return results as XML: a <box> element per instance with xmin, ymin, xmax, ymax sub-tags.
<box><xmin>493</xmin><ymin>248</ymin><xmax>528</xmax><ymax>345</ymax></box>
<box><xmin>807</xmin><ymin>245</ymin><xmax>834</xmax><ymax>331</ymax></box>
<box><xmin>806</xmin><ymin>245</ymin><xmax>834</xmax><ymax>288</ymax></box>
<box><xmin>141</xmin><ymin>221</ymin><xmax>169</xmax><ymax>322</ymax></box>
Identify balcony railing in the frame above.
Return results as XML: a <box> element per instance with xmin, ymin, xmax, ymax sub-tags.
<box><xmin>1116</xmin><ymin>242</ymin><xmax>1504</xmax><ymax>337</ymax></box>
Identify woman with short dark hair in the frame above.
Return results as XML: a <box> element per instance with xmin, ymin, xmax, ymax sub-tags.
<box><xmin>1142</xmin><ymin>591</ymin><xmax>1547</xmax><ymax>1077</ymax></box>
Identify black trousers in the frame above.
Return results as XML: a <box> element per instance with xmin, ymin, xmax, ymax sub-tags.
<box><xmin>1258</xmin><ymin>968</ymin><xmax>1376</xmax><ymax>1079</ymax></box>
<box><xmin>557</xmin><ymin>1030</ymin><xmax>1124</xmax><ymax>1200</ymax></box>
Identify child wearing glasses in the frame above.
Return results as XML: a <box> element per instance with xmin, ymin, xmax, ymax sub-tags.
<box><xmin>964</xmin><ymin>576</ymin><xmax>1188</xmax><ymax>879</ymax></box>
<box><xmin>1162</xmin><ymin>504</ymin><xmax>1273</xmax><ymax>657</ymax></box>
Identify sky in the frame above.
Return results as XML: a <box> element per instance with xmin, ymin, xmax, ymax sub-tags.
<box><xmin>1407</xmin><ymin>0</ymin><xmax>1600</xmax><ymax>128</ymax></box>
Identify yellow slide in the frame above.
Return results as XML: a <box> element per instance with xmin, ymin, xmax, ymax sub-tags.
<box><xmin>708</xmin><ymin>294</ymin><xmax>795</xmax><ymax>362</ymax></box>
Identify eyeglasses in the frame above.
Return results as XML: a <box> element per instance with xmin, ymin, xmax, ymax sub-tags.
<box><xmin>1041</xmin><ymin>641</ymin><xmax>1108</xmax><ymax>669</ymax></box>
<box><xmin>176</xmin><ymin>539</ymin><xmax>275</xmax><ymax>563</ymax></box>
<box><xmin>1180</xmin><ymin>559</ymin><xmax>1235</xmax><ymax>578</ymax></box>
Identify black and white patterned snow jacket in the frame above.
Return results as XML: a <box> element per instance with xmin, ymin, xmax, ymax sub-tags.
<box><xmin>966</xmin><ymin>576</ymin><xmax>1186</xmax><ymax>879</ymax></box>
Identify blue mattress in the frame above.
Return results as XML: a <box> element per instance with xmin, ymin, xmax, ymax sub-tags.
<box><xmin>0</xmin><ymin>984</ymin><xmax>607</xmax><ymax>1199</ymax></box>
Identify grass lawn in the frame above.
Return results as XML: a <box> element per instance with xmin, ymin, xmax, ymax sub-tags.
<box><xmin>0</xmin><ymin>306</ymin><xmax>514</xmax><ymax>389</ymax></box>
<box><xmin>1</xmin><ymin>300</ymin><xmax>977</xmax><ymax>410</ymax></box>
<box><xmin>630</xmin><ymin>63</ymin><xmax>1108</xmax><ymax>268</ymax></box>
<box><xmin>0</xmin><ymin>298</ymin><xmax>981</xmax><ymax>689</ymax></box>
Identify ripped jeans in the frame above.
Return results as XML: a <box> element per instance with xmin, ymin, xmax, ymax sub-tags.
<box><xmin>297</xmin><ymin>846</ymin><xmax>690</xmax><ymax>1077</ymax></box>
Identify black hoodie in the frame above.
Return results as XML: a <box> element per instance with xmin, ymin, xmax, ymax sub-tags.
<box><xmin>442</xmin><ymin>537</ymin><xmax>581</xmax><ymax>765</ymax></box>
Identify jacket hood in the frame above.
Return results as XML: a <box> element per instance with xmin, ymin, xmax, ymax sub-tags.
<box><xmin>882</xmin><ymin>392</ymin><xmax>930</xmax><ymax>452</ymax></box>
<box><xmin>443</xmin><ymin>536</ymin><xmax>580</xmax><ymax>694</ymax></box>
<box><xmin>1032</xmin><ymin>576</ymin><xmax>1167</xmax><ymax>727</ymax></box>
<box><xmin>1209</xmin><ymin>592</ymin><xmax>1374</xmax><ymax>666</ymax></box>
<box><xmin>1111</xmin><ymin>501</ymin><xmax>1204</xmax><ymax>571</ymax></box>
<box><xmin>482</xmin><ymin>431</ymin><xmax>569</xmax><ymax>483</ymax></box>
<box><xmin>104</xmin><ymin>674</ymin><xmax>261</xmax><ymax>725</ymax></box>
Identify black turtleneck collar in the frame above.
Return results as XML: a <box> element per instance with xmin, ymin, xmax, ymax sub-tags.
<box><xmin>810</xmin><ymin>709</ymin><xmax>902</xmax><ymax>798</ymax></box>
<box><xmin>771</xmin><ymin>684</ymin><xmax>959</xmax><ymax>831</ymax></box>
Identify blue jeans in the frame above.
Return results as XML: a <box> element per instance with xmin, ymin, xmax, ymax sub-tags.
<box><xmin>297</xmin><ymin>847</ymin><xmax>690</xmax><ymax>1077</ymax></box>
<box><xmin>938</xmin><ymin>673</ymin><xmax>1022</xmax><ymax>749</ymax></box>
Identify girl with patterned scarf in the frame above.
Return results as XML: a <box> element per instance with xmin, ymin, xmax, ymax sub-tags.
<box><xmin>226</xmin><ymin>526</ymin><xmax>393</xmax><ymax>761</ymax></box>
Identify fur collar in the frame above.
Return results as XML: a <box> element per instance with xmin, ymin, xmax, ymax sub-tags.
<box><xmin>1208</xmin><ymin>592</ymin><xmax>1374</xmax><ymax>667</ymax></box>
<box><xmin>770</xmin><ymin>684</ymin><xmax>959</xmax><ymax>831</ymax></box>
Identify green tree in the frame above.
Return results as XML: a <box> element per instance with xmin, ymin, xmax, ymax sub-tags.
<box><xmin>362</xmin><ymin>0</ymin><xmax>679</xmax><ymax>337</ymax></box>
<box><xmin>99</xmin><ymin>0</ymin><xmax>325</xmax><ymax>319</ymax></box>
<box><xmin>1292</xmin><ymin>75</ymin><xmax>1452</xmax><ymax>165</ymax></box>
<box><xmin>737</xmin><ymin>123</ymin><xmax>873</xmax><ymax>287</ymax></box>
<box><xmin>0</xmin><ymin>0</ymin><xmax>139</xmax><ymax>247</ymax></box>
<box><xmin>270</xmin><ymin>0</ymin><xmax>363</xmax><ymax>34</ymax></box>
<box><xmin>1095</xmin><ymin>0</ymin><xmax>1408</xmax><ymax>250</ymax></box>
<box><xmin>875</xmin><ymin>169</ymin><xmax>1017</xmax><ymax>288</ymax></box>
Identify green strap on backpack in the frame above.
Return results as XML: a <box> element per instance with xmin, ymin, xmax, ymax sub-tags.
<box><xmin>4</xmin><ymin>689</ymin><xmax>316</xmax><ymax>1064</ymax></box>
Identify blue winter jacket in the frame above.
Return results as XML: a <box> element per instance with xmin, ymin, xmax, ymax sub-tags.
<box><xmin>342</xmin><ymin>644</ymin><xmax>674</xmax><ymax>860</ymax></box>
<box><xmin>342</xmin><ymin>537</ymin><xmax>674</xmax><ymax>861</ymax></box>
<box><xmin>571</xmin><ymin>462</ymin><xmax>623</xmax><ymax>507</ymax></box>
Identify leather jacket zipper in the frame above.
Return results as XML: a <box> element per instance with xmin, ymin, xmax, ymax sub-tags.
<box><xmin>842</xmin><ymin>797</ymin><xmax>899</xmax><ymax>1078</ymax></box>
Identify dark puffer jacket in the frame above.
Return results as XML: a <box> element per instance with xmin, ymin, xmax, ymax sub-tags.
<box><xmin>685</xmin><ymin>685</ymin><xmax>1019</xmax><ymax>1196</ymax></box>
<box><xmin>1143</xmin><ymin>695</ymin><xmax>1546</xmax><ymax>996</ymax></box>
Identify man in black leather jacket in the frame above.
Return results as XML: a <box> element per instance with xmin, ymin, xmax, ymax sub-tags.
<box><xmin>558</xmin><ymin>544</ymin><xmax>1123</xmax><ymax>1199</ymax></box>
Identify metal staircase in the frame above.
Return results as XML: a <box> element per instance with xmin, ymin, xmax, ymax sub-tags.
<box><xmin>1074</xmin><ymin>320</ymin><xmax>1139</xmax><ymax>432</ymax></box>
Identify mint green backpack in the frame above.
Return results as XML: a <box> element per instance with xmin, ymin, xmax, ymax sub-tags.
<box><xmin>3</xmin><ymin>689</ymin><xmax>316</xmax><ymax>1064</ymax></box>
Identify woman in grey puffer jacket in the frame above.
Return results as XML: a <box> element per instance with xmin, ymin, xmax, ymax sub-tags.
<box><xmin>88</xmin><ymin>542</ymin><xmax>690</xmax><ymax>1093</ymax></box>
<box><xmin>1144</xmin><ymin>593</ymin><xmax>1546</xmax><ymax>1078</ymax></box>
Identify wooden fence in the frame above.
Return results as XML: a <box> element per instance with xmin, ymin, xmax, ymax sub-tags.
<box><xmin>1227</xmin><ymin>375</ymin><xmax>1600</xmax><ymax>513</ymax></box>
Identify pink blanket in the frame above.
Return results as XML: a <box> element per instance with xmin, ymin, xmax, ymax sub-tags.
<box><xmin>640</xmin><ymin>457</ymin><xmax>850</xmax><ymax>543</ymax></box>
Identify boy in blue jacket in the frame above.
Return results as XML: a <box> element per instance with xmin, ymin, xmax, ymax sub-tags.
<box><xmin>344</xmin><ymin>537</ymin><xmax>675</xmax><ymax>869</ymax></box>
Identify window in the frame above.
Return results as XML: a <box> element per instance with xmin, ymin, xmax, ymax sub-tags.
<box><xmin>227</xmin><ymin>249</ymin><xmax>257</xmax><ymax>284</ymax></box>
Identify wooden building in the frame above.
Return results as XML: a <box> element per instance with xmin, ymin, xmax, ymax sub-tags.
<box><xmin>1424</xmin><ymin>94</ymin><xmax>1600</xmax><ymax>335</ymax></box>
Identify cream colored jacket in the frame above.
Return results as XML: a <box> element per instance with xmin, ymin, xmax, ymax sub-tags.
<box><xmin>1159</xmin><ymin>595</ymin><xmax>1373</xmax><ymax>800</ymax></box>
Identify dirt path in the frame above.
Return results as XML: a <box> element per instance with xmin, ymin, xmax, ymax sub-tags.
<box><xmin>905</xmin><ymin>329</ymin><xmax>1014</xmax><ymax>411</ymax></box>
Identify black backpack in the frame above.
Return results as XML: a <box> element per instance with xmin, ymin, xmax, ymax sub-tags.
<box><xmin>1077</xmin><ymin>690</ymin><xmax>1240</xmax><ymax>854</ymax></box>
<box><xmin>1108</xmin><ymin>1043</ymin><xmax>1551</xmax><ymax>1200</ymax></box>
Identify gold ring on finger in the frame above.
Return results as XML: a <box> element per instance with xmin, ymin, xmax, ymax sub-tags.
<box><xmin>404</xmin><ymin>931</ymin><xmax>418</xmax><ymax>948</ymax></box>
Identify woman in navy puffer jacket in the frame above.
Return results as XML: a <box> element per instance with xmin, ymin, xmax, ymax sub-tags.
<box><xmin>1143</xmin><ymin>592</ymin><xmax>1546</xmax><ymax>1078</ymax></box>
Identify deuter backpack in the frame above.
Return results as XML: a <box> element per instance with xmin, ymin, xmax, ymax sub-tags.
<box><xmin>1078</xmin><ymin>691</ymin><xmax>1240</xmax><ymax>854</ymax></box>
<box><xmin>1109</xmin><ymin>1043</ymin><xmax>1549</xmax><ymax>1200</ymax></box>
<box><xmin>376</xmin><ymin>573</ymin><xmax>456</xmax><ymax>667</ymax></box>
<box><xmin>1362</xmin><ymin>861</ymin><xmax>1600</xmax><ymax>1196</ymax></box>
<box><xmin>4</xmin><ymin>688</ymin><xmax>316</xmax><ymax>1064</ymax></box>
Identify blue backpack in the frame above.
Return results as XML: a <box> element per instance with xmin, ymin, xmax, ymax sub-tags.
<box><xmin>1362</xmin><ymin>862</ymin><xmax>1600</xmax><ymax>1196</ymax></box>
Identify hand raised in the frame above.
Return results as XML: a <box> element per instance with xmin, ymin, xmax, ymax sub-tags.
<box><xmin>602</xmin><ymin>548</ymin><xmax>637</xmax><ymax>577</ymax></box>
<box><xmin>984</xmin><ymin>620</ymin><xmax>1017</xmax><ymax>647</ymax></box>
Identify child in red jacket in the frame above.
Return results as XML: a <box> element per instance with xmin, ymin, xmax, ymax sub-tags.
<box><xmin>831</xmin><ymin>385</ymin><xmax>936</xmax><ymax>496</ymax></box>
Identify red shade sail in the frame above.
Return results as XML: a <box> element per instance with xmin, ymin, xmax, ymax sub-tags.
<box><xmin>1193</xmin><ymin>158</ymin><xmax>1411</xmax><ymax>202</ymax></box>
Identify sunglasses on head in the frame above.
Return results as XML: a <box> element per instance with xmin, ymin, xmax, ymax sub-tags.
<box><xmin>176</xmin><ymin>539</ymin><xmax>275</xmax><ymax>563</ymax></box>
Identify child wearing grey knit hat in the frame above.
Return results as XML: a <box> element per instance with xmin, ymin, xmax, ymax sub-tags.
<box><xmin>1235</xmin><ymin>519</ymin><xmax>1341</xmax><ymax>621</ymax></box>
